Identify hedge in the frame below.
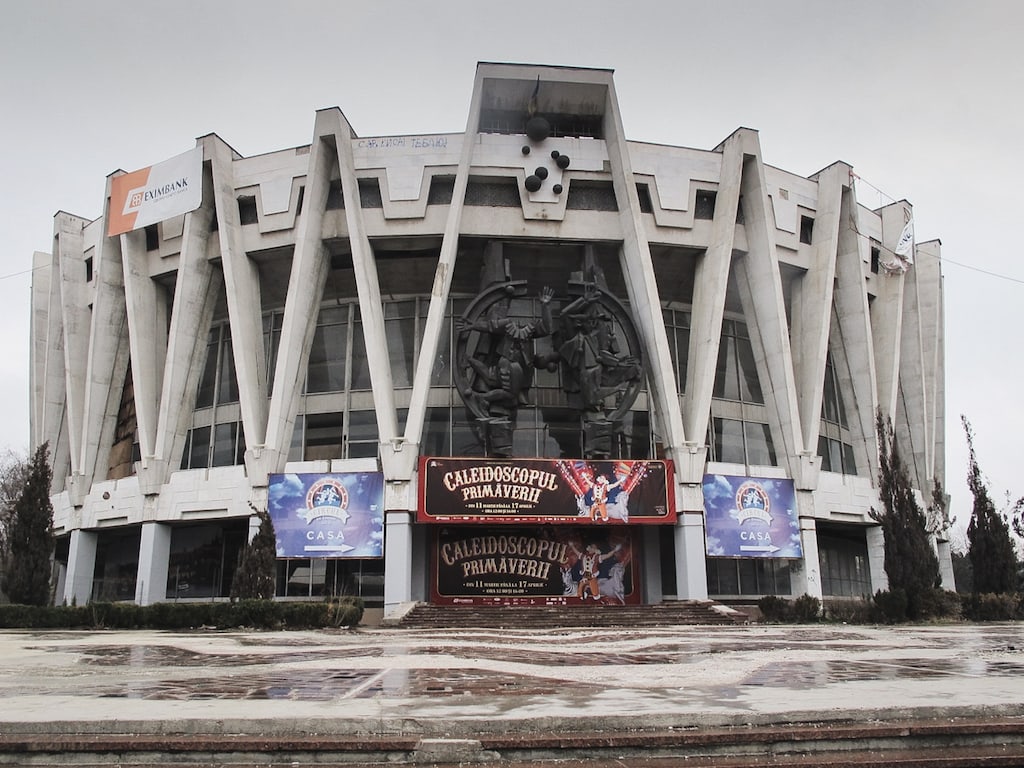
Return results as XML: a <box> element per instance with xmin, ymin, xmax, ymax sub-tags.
<box><xmin>0</xmin><ymin>597</ymin><xmax>364</xmax><ymax>630</ymax></box>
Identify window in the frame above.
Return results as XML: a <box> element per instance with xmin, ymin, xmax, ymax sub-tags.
<box><xmin>818</xmin><ymin>528</ymin><xmax>871</xmax><ymax>597</ymax></box>
<box><xmin>566</xmin><ymin>181</ymin><xmax>618</xmax><ymax>211</ymax></box>
<box><xmin>713</xmin><ymin>320</ymin><xmax>763</xmax><ymax>403</ymax></box>
<box><xmin>165</xmin><ymin>521</ymin><xmax>247</xmax><ymax>599</ymax></box>
<box><xmin>709</xmin><ymin>418</ymin><xmax>777</xmax><ymax>467</ymax></box>
<box><xmin>358</xmin><ymin>178</ymin><xmax>383</xmax><ymax>208</ymax></box>
<box><xmin>636</xmin><ymin>184</ymin><xmax>654</xmax><ymax>214</ymax></box>
<box><xmin>799</xmin><ymin>215</ymin><xmax>814</xmax><ymax>245</ymax></box>
<box><xmin>276</xmin><ymin>558</ymin><xmax>384</xmax><ymax>604</ymax></box>
<box><xmin>145</xmin><ymin>224</ymin><xmax>160</xmax><ymax>251</ymax></box>
<box><xmin>195</xmin><ymin>325</ymin><xmax>239</xmax><ymax>408</ymax></box>
<box><xmin>307</xmin><ymin>306</ymin><xmax>349</xmax><ymax>393</ymax></box>
<box><xmin>237</xmin><ymin>196</ymin><xmax>258</xmax><ymax>225</ymax></box>
<box><xmin>663</xmin><ymin>308</ymin><xmax>690</xmax><ymax>392</ymax></box>
<box><xmin>706</xmin><ymin>558</ymin><xmax>792</xmax><ymax>597</ymax></box>
<box><xmin>695</xmin><ymin>190</ymin><xmax>717</xmax><ymax>220</ymax></box>
<box><xmin>818</xmin><ymin>435</ymin><xmax>857</xmax><ymax>475</ymax></box>
<box><xmin>92</xmin><ymin>528</ymin><xmax>141</xmax><ymax>602</ymax></box>
<box><xmin>181</xmin><ymin>422</ymin><xmax>245</xmax><ymax>469</ymax></box>
<box><xmin>870</xmin><ymin>244</ymin><xmax>880</xmax><ymax>274</ymax></box>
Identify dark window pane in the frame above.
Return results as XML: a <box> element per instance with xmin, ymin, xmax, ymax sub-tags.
<box><xmin>842</xmin><ymin>442</ymin><xmax>857</xmax><ymax>475</ymax></box>
<box><xmin>347</xmin><ymin>410</ymin><xmax>378</xmax><ymax>458</ymax></box>
<box><xmin>196</xmin><ymin>330</ymin><xmax>218</xmax><ymax>408</ymax></box>
<box><xmin>350</xmin><ymin>317</ymin><xmax>372</xmax><ymax>390</ymax></box>
<box><xmin>713</xmin><ymin>336</ymin><xmax>740</xmax><ymax>400</ymax></box>
<box><xmin>188</xmin><ymin>426</ymin><xmax>211</xmax><ymax>469</ymax></box>
<box><xmin>817</xmin><ymin>435</ymin><xmax>832</xmax><ymax>472</ymax></box>
<box><xmin>217</xmin><ymin>330</ymin><xmax>239</xmax><ymax>405</ymax></box>
<box><xmin>304</xmin><ymin>412</ymin><xmax>343</xmax><ymax>461</ymax></box>
<box><xmin>385</xmin><ymin>300</ymin><xmax>417</xmax><ymax>388</ymax></box>
<box><xmin>422</xmin><ymin>407</ymin><xmax>451</xmax><ymax>456</ymax></box>
<box><xmin>211</xmin><ymin>422</ymin><xmax>238</xmax><ymax>467</ymax></box>
<box><xmin>307</xmin><ymin>308</ymin><xmax>348</xmax><ymax>393</ymax></box>
<box><xmin>713</xmin><ymin>418</ymin><xmax>745</xmax><ymax>463</ymax></box>
<box><xmin>744</xmin><ymin>422</ymin><xmax>777</xmax><ymax>466</ymax></box>
<box><xmin>800</xmin><ymin>215</ymin><xmax>814</xmax><ymax>245</ymax></box>
<box><xmin>736</xmin><ymin>334</ymin><xmax>763</xmax><ymax>404</ymax></box>
<box><xmin>695</xmin><ymin>190</ymin><xmax>717</xmax><ymax>220</ymax></box>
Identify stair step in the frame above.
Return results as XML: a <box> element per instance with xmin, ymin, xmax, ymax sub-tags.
<box><xmin>395</xmin><ymin>601</ymin><xmax>746</xmax><ymax>629</ymax></box>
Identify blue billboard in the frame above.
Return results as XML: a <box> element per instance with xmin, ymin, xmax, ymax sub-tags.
<box><xmin>268</xmin><ymin>473</ymin><xmax>385</xmax><ymax>558</ymax></box>
<box><xmin>702</xmin><ymin>474</ymin><xmax>802</xmax><ymax>558</ymax></box>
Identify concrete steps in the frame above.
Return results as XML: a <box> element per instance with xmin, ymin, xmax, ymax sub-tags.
<box><xmin>4</xmin><ymin>717</ymin><xmax>1023</xmax><ymax>766</ymax></box>
<box><xmin>392</xmin><ymin>600</ymin><xmax>747</xmax><ymax>629</ymax></box>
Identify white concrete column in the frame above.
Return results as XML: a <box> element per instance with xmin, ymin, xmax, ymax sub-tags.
<box><xmin>935</xmin><ymin>537</ymin><xmax>955</xmax><ymax>591</ymax></box>
<box><xmin>136</xmin><ymin>522</ymin><xmax>172</xmax><ymax>606</ymax></box>
<box><xmin>63</xmin><ymin>529</ymin><xmax>98</xmax><ymax>606</ymax></box>
<box><xmin>792</xmin><ymin>511</ymin><xmax>823</xmax><ymax>600</ymax></box>
<box><xmin>866</xmin><ymin>524</ymin><xmax>888</xmax><ymax>593</ymax></box>
<box><xmin>383</xmin><ymin>511</ymin><xmax>413</xmax><ymax>617</ymax></box>
<box><xmin>674</xmin><ymin>512</ymin><xmax>709</xmax><ymax>600</ymax></box>
<box><xmin>641</xmin><ymin>527</ymin><xmax>662</xmax><ymax>603</ymax></box>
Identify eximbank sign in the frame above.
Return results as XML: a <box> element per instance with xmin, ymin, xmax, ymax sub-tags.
<box><xmin>107</xmin><ymin>147</ymin><xmax>203</xmax><ymax>236</ymax></box>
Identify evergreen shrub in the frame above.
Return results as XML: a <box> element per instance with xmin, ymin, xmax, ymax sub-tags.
<box><xmin>0</xmin><ymin>597</ymin><xmax>364</xmax><ymax>630</ymax></box>
<box><xmin>871</xmin><ymin>589</ymin><xmax>909</xmax><ymax>623</ymax></box>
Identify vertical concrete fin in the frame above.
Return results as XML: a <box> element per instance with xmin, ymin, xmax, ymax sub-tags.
<box><xmin>684</xmin><ymin>129</ymin><xmax>746</xmax><ymax>450</ymax></box>
<box><xmin>872</xmin><ymin>202</ymin><xmax>911</xmax><ymax>422</ymax></box>
<box><xmin>793</xmin><ymin>162</ymin><xmax>847</xmax><ymax>454</ymax></box>
<box><xmin>30</xmin><ymin>251</ymin><xmax>56</xmax><ymax>449</ymax></box>
<box><xmin>206</xmin><ymin>134</ymin><xmax>269</xmax><ymax>448</ymax></box>
<box><xmin>36</xmin><ymin>245</ymin><xmax>72</xmax><ymax>493</ymax></box>
<box><xmin>731</xmin><ymin>140</ymin><xmax>805</xmax><ymax>479</ymax></box>
<box><xmin>897</xmin><ymin>237</ymin><xmax>942</xmax><ymax>490</ymax></box>
<box><xmin>332</xmin><ymin>114</ymin><xmax>399</xmax><ymax>444</ymax></box>
<box><xmin>81</xmin><ymin>178</ymin><xmax>129</xmax><ymax>488</ymax></box>
<box><xmin>917</xmin><ymin>239</ymin><xmax>945</xmax><ymax>486</ymax></box>
<box><xmin>402</xmin><ymin>69</ymin><xmax>485</xmax><ymax>469</ymax></box>
<box><xmin>603</xmin><ymin>75</ymin><xmax>688</xmax><ymax>467</ymax></box>
<box><xmin>120</xmin><ymin>224</ymin><xmax>165</xmax><ymax>470</ymax></box>
<box><xmin>833</xmin><ymin>182</ymin><xmax>880</xmax><ymax>481</ymax></box>
<box><xmin>154</xmin><ymin>157</ymin><xmax>219</xmax><ymax>476</ymax></box>
<box><xmin>54</xmin><ymin>213</ymin><xmax>92</xmax><ymax>481</ymax></box>
<box><xmin>264</xmin><ymin>109</ymin><xmax>337</xmax><ymax>473</ymax></box>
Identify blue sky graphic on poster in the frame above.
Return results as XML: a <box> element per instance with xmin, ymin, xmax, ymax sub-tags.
<box><xmin>268</xmin><ymin>473</ymin><xmax>384</xmax><ymax>558</ymax></box>
<box><xmin>702</xmin><ymin>474</ymin><xmax>802</xmax><ymax>558</ymax></box>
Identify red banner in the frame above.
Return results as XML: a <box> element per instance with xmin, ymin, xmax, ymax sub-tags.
<box><xmin>431</xmin><ymin>525</ymin><xmax>640</xmax><ymax>606</ymax></box>
<box><xmin>418</xmin><ymin>457</ymin><xmax>675</xmax><ymax>524</ymax></box>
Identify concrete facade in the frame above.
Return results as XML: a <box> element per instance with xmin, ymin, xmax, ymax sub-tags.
<box><xmin>30</xmin><ymin>63</ymin><xmax>949</xmax><ymax>615</ymax></box>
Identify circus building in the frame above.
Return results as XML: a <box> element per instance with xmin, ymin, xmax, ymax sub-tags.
<box><xmin>30</xmin><ymin>62</ymin><xmax>951</xmax><ymax>620</ymax></box>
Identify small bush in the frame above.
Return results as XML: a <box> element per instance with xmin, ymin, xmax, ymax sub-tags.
<box><xmin>792</xmin><ymin>594</ymin><xmax>822</xmax><ymax>622</ymax></box>
<box><xmin>914</xmin><ymin>588</ymin><xmax>962</xmax><ymax>621</ymax></box>
<box><xmin>757</xmin><ymin>595</ymin><xmax>790</xmax><ymax>623</ymax></box>
<box><xmin>0</xmin><ymin>598</ymin><xmax>364</xmax><ymax>630</ymax></box>
<box><xmin>823</xmin><ymin>598</ymin><xmax>873</xmax><ymax>624</ymax></box>
<box><xmin>871</xmin><ymin>589</ymin><xmax>908</xmax><ymax>623</ymax></box>
<box><xmin>961</xmin><ymin>592</ymin><xmax>1022</xmax><ymax>621</ymax></box>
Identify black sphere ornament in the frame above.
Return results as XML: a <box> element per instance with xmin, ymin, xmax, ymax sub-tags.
<box><xmin>552</xmin><ymin>184</ymin><xmax>563</xmax><ymax>195</ymax></box>
<box><xmin>551</xmin><ymin>150</ymin><xmax>561</xmax><ymax>159</ymax></box>
<box><xmin>526</xmin><ymin>116</ymin><xmax>551</xmax><ymax>142</ymax></box>
<box><xmin>556</xmin><ymin>154</ymin><xmax>570</xmax><ymax>169</ymax></box>
<box><xmin>525</xmin><ymin>175</ymin><xmax>542</xmax><ymax>192</ymax></box>
<box><xmin>521</xmin><ymin>145</ymin><xmax>531</xmax><ymax>155</ymax></box>
<box><xmin>535</xmin><ymin>166</ymin><xmax>549</xmax><ymax>180</ymax></box>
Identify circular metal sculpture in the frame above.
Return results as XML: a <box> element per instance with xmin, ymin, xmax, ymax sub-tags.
<box><xmin>454</xmin><ymin>279</ymin><xmax>643</xmax><ymax>458</ymax></box>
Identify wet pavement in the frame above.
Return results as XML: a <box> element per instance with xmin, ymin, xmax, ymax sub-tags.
<box><xmin>1</xmin><ymin>623</ymin><xmax>1023</xmax><ymax>736</ymax></box>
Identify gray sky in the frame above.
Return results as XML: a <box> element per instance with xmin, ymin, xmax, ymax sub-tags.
<box><xmin>2</xmin><ymin>0</ymin><xmax>1021</xmax><ymax>540</ymax></box>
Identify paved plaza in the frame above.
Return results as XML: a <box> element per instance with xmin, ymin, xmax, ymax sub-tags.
<box><xmin>1</xmin><ymin>621</ymin><xmax>1023</xmax><ymax>737</ymax></box>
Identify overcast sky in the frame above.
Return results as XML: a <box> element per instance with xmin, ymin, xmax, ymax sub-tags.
<box><xmin>2</xmin><ymin>0</ymin><xmax>1021</xmax><ymax>542</ymax></box>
